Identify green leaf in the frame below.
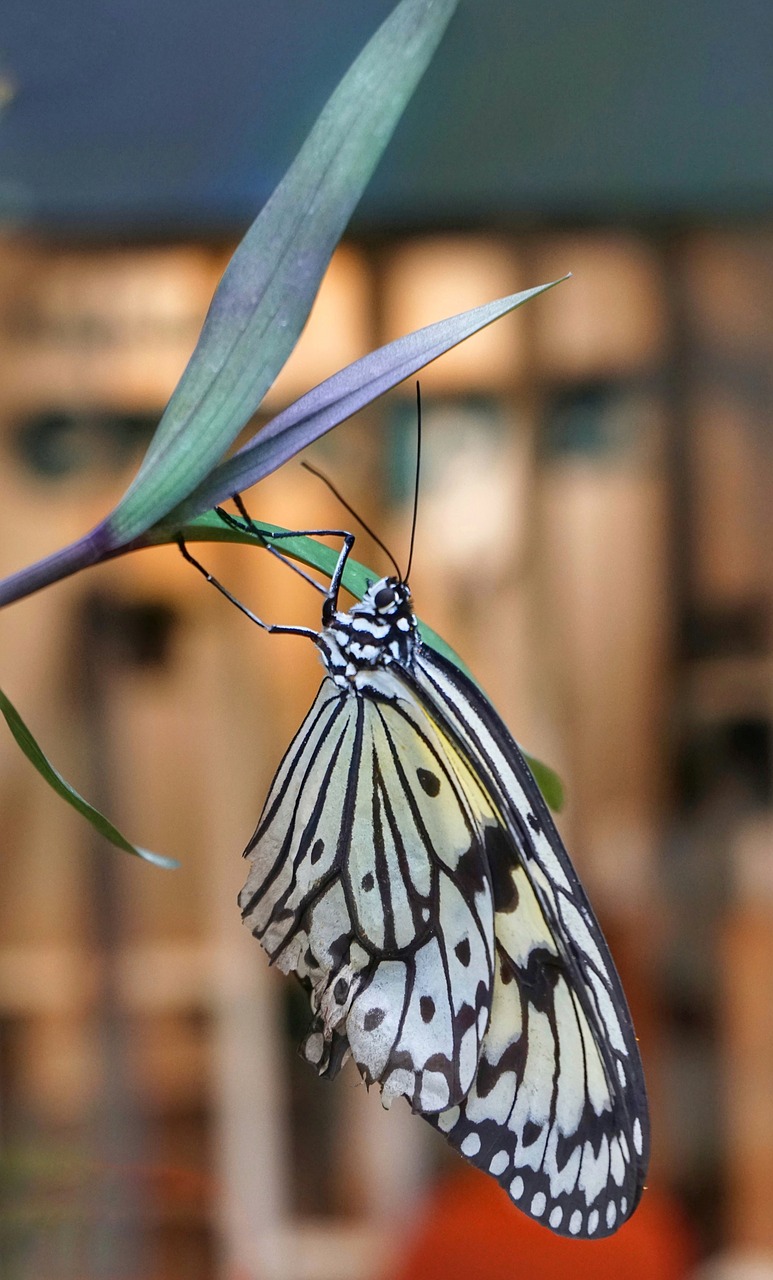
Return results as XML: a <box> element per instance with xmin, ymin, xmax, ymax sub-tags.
<box><xmin>105</xmin><ymin>0</ymin><xmax>458</xmax><ymax>547</ymax></box>
<box><xmin>524</xmin><ymin>755</ymin><xmax>565</xmax><ymax>813</ymax></box>
<box><xmin>0</xmin><ymin>686</ymin><xmax>177</xmax><ymax>868</ymax></box>
<box><xmin>167</xmin><ymin>514</ymin><xmax>565</xmax><ymax>811</ymax></box>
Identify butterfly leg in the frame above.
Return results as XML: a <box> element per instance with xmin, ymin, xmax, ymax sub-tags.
<box><xmin>215</xmin><ymin>498</ymin><xmax>356</xmax><ymax>623</ymax></box>
<box><xmin>216</xmin><ymin>501</ymin><xmax>328</xmax><ymax>596</ymax></box>
<box><xmin>176</xmin><ymin>537</ymin><xmax>318</xmax><ymax>639</ymax></box>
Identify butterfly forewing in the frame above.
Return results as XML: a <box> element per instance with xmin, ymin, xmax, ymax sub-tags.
<box><xmin>240</xmin><ymin>673</ymin><xmax>499</xmax><ymax>1115</ymax></box>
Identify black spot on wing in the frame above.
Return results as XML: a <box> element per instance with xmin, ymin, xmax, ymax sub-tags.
<box><xmin>555</xmin><ymin>1128</ymin><xmax>582</xmax><ymax>1173</ymax></box>
<box><xmin>333</xmin><ymin>977</ymin><xmax>348</xmax><ymax>1004</ymax></box>
<box><xmin>527</xmin><ymin>811</ymin><xmax>542</xmax><ymax>834</ymax></box>
<box><xmin>455</xmin><ymin>844</ymin><xmax>488</xmax><ymax>896</ymax></box>
<box><xmin>487</xmin><ymin>829</ymin><xmax>520</xmax><ymax>913</ymax></box>
<box><xmin>454</xmin><ymin>938</ymin><xmax>471</xmax><ymax>967</ymax></box>
<box><xmin>518</xmin><ymin>947</ymin><xmax>564</xmax><ymax>1014</ymax></box>
<box><xmin>361</xmin><ymin>872</ymin><xmax>374</xmax><ymax>891</ymax></box>
<box><xmin>310</xmin><ymin>838</ymin><xmax>324</xmax><ymax>865</ymax></box>
<box><xmin>420</xmin><ymin>996</ymin><xmax>436</xmax><ymax>1023</ymax></box>
<box><xmin>417</xmin><ymin>767</ymin><xmax>441</xmax><ymax>797</ymax></box>
<box><xmin>475</xmin><ymin>1026</ymin><xmax>527</xmax><ymax>1097</ymax></box>
<box><xmin>364</xmin><ymin>1007</ymin><xmax>385</xmax><ymax>1031</ymax></box>
<box><xmin>328</xmin><ymin>932</ymin><xmax>352</xmax><ymax>968</ymax></box>
<box><xmin>522</xmin><ymin>1119</ymin><xmax>543</xmax><ymax>1146</ymax></box>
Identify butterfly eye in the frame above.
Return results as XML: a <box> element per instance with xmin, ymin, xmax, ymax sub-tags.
<box><xmin>374</xmin><ymin>586</ymin><xmax>396</xmax><ymax>612</ymax></box>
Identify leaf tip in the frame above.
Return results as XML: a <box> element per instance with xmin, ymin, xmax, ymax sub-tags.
<box><xmin>137</xmin><ymin>847</ymin><xmax>180</xmax><ymax>870</ymax></box>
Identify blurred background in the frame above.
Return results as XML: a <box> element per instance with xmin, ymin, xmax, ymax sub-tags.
<box><xmin>0</xmin><ymin>1</ymin><xmax>772</xmax><ymax>1277</ymax></box>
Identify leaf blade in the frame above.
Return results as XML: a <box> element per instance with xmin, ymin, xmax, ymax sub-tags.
<box><xmin>167</xmin><ymin>280</ymin><xmax>565</xmax><ymax>523</ymax></box>
<box><xmin>106</xmin><ymin>0</ymin><xmax>459</xmax><ymax>546</ymax></box>
<box><xmin>0</xmin><ymin>686</ymin><xmax>177</xmax><ymax>868</ymax></box>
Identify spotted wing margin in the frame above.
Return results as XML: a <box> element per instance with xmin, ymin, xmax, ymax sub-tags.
<box><xmin>238</xmin><ymin>673</ymin><xmax>497</xmax><ymax>1114</ymax></box>
<box><xmin>404</xmin><ymin>645</ymin><xmax>649</xmax><ymax>1237</ymax></box>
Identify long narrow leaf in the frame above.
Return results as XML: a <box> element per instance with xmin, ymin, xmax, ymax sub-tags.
<box><xmin>105</xmin><ymin>0</ymin><xmax>458</xmax><ymax>547</ymax></box>
<box><xmin>166</xmin><ymin>280</ymin><xmax>564</xmax><ymax>524</ymax></box>
<box><xmin>0</xmin><ymin>687</ymin><xmax>177</xmax><ymax>868</ymax></box>
<box><xmin>0</xmin><ymin>277</ymin><xmax>567</xmax><ymax>610</ymax></box>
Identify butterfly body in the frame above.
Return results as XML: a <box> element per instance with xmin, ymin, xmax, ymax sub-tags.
<box><xmin>239</xmin><ymin>574</ymin><xmax>649</xmax><ymax>1238</ymax></box>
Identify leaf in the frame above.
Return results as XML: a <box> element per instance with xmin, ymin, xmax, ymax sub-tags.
<box><xmin>105</xmin><ymin>0</ymin><xmax>459</xmax><ymax>547</ymax></box>
<box><xmin>524</xmin><ymin>755</ymin><xmax>565</xmax><ymax>813</ymax></box>
<box><xmin>0</xmin><ymin>686</ymin><xmax>177</xmax><ymax>868</ymax></box>
<box><xmin>0</xmin><ymin>278</ymin><xmax>567</xmax><ymax>611</ymax></box>
<box><xmin>166</xmin><ymin>514</ymin><xmax>565</xmax><ymax>811</ymax></box>
<box><xmin>166</xmin><ymin>280</ymin><xmax>565</xmax><ymax>524</ymax></box>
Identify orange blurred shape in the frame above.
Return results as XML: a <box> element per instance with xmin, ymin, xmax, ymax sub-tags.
<box><xmin>386</xmin><ymin>1169</ymin><xmax>696</xmax><ymax>1280</ymax></box>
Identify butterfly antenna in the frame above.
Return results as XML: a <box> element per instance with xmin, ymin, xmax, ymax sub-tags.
<box><xmin>403</xmin><ymin>380</ymin><xmax>422</xmax><ymax>585</ymax></box>
<box><xmin>301</xmin><ymin>461</ymin><xmax>403</xmax><ymax>581</ymax></box>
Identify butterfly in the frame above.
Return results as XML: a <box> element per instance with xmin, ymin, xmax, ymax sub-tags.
<box><xmin>234</xmin><ymin>541</ymin><xmax>650</xmax><ymax>1239</ymax></box>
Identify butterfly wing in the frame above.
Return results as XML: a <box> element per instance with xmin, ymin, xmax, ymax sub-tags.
<box><xmin>239</xmin><ymin>641</ymin><xmax>648</xmax><ymax>1239</ymax></box>
<box><xmin>404</xmin><ymin>644</ymin><xmax>649</xmax><ymax>1237</ymax></box>
<box><xmin>239</xmin><ymin>672</ymin><xmax>499</xmax><ymax>1113</ymax></box>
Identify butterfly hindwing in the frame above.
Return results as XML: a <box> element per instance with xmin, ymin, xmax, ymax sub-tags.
<box><xmin>406</xmin><ymin>646</ymin><xmax>649</xmax><ymax>1236</ymax></box>
<box><xmin>429</xmin><ymin>862</ymin><xmax>642</xmax><ymax>1237</ymax></box>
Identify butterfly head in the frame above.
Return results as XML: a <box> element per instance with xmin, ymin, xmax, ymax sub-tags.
<box><xmin>318</xmin><ymin>576</ymin><xmax>418</xmax><ymax>687</ymax></box>
<box><xmin>362</xmin><ymin>575</ymin><xmax>413</xmax><ymax>619</ymax></box>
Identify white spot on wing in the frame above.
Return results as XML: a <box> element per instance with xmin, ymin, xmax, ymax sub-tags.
<box><xmin>569</xmin><ymin>1210</ymin><xmax>582</xmax><ymax>1235</ymax></box>
<box><xmin>421</xmin><ymin>1071</ymin><xmax>450</xmax><ymax>1111</ymax></box>
<box><xmin>610</xmin><ymin>1136</ymin><xmax>626</xmax><ymax>1187</ymax></box>
<box><xmin>530</xmin><ymin>1191</ymin><xmax>546</xmax><ymax>1217</ymax></box>
<box><xmin>579</xmin><ymin>1134</ymin><xmax>610</xmax><ymax>1205</ymax></box>
<box><xmin>461</xmin><ymin>1132</ymin><xmax>481</xmax><ymax>1157</ymax></box>
<box><xmin>436</xmin><ymin>1105</ymin><xmax>460</xmax><ymax>1134</ymax></box>
<box><xmin>489</xmin><ymin>1150</ymin><xmax>509</xmax><ymax>1176</ymax></box>
<box><xmin>458</xmin><ymin>1025</ymin><xmax>480</xmax><ymax>1098</ymax></box>
<box><xmin>510</xmin><ymin>1175</ymin><xmax>524</xmax><ymax>1201</ymax></box>
<box><xmin>549</xmin><ymin>1206</ymin><xmax>563</xmax><ymax>1229</ymax></box>
<box><xmin>586</xmin><ymin>968</ymin><xmax>627</xmax><ymax>1053</ymax></box>
<box><xmin>560</xmin><ymin>898</ymin><xmax>606</xmax><ymax>972</ymax></box>
<box><xmin>633</xmin><ymin>1117</ymin><xmax>643</xmax><ymax>1155</ymax></box>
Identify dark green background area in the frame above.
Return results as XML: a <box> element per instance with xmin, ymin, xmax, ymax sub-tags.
<box><xmin>1</xmin><ymin>0</ymin><xmax>770</xmax><ymax>234</ymax></box>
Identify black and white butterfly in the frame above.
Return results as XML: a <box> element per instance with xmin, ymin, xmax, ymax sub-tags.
<box><xmin>222</xmin><ymin>525</ymin><xmax>650</xmax><ymax>1240</ymax></box>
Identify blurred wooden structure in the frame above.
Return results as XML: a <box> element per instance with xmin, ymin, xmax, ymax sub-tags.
<box><xmin>0</xmin><ymin>229</ymin><xmax>770</xmax><ymax>1278</ymax></box>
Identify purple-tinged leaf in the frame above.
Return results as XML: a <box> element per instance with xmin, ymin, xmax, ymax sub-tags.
<box><xmin>0</xmin><ymin>280</ymin><xmax>567</xmax><ymax>610</ymax></box>
<box><xmin>165</xmin><ymin>280</ymin><xmax>565</xmax><ymax>524</ymax></box>
<box><xmin>103</xmin><ymin>0</ymin><xmax>459</xmax><ymax>548</ymax></box>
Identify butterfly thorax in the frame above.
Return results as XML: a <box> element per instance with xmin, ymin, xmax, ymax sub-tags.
<box><xmin>317</xmin><ymin>576</ymin><xmax>418</xmax><ymax>690</ymax></box>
